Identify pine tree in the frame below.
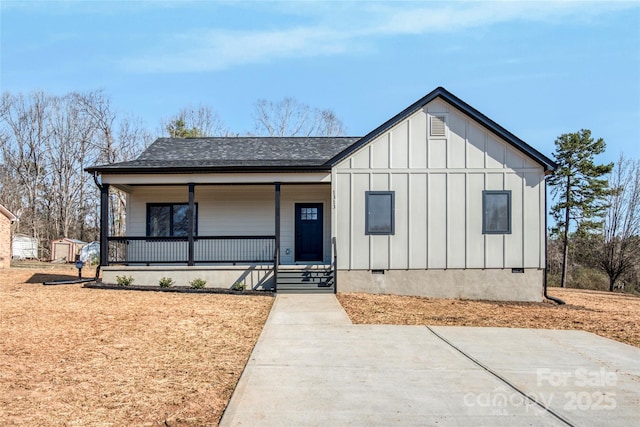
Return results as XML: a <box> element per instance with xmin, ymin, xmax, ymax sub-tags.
<box><xmin>548</xmin><ymin>129</ymin><xmax>613</xmax><ymax>288</ymax></box>
<box><xmin>165</xmin><ymin>117</ymin><xmax>202</xmax><ymax>138</ymax></box>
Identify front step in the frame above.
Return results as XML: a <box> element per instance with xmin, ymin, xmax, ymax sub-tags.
<box><xmin>276</xmin><ymin>268</ymin><xmax>334</xmax><ymax>293</ymax></box>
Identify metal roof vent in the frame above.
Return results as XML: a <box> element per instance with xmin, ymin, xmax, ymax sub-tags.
<box><xmin>430</xmin><ymin>115</ymin><xmax>446</xmax><ymax>136</ymax></box>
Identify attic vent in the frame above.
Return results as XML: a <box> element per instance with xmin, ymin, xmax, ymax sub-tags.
<box><xmin>430</xmin><ymin>115</ymin><xmax>446</xmax><ymax>136</ymax></box>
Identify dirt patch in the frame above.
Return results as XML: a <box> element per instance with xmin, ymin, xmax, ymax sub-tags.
<box><xmin>0</xmin><ymin>267</ymin><xmax>273</xmax><ymax>426</ymax></box>
<box><xmin>337</xmin><ymin>288</ymin><xmax>640</xmax><ymax>348</ymax></box>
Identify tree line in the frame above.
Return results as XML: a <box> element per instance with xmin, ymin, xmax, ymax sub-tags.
<box><xmin>1</xmin><ymin>89</ymin><xmax>638</xmax><ymax>293</ymax></box>
<box><xmin>0</xmin><ymin>90</ymin><xmax>151</xmax><ymax>257</ymax></box>
<box><xmin>0</xmin><ymin>90</ymin><xmax>345</xmax><ymax>259</ymax></box>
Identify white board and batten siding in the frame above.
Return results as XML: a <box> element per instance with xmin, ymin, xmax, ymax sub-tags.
<box><xmin>333</xmin><ymin>98</ymin><xmax>546</xmax><ymax>271</ymax></box>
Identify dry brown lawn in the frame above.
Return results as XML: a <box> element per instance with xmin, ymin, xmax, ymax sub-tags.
<box><xmin>338</xmin><ymin>288</ymin><xmax>640</xmax><ymax>348</ymax></box>
<box><xmin>3</xmin><ymin>265</ymin><xmax>638</xmax><ymax>426</ymax></box>
<box><xmin>0</xmin><ymin>267</ymin><xmax>273</xmax><ymax>427</ymax></box>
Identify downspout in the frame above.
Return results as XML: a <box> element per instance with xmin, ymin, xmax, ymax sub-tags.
<box><xmin>543</xmin><ymin>174</ymin><xmax>565</xmax><ymax>305</ymax></box>
<box><xmin>90</xmin><ymin>171</ymin><xmax>103</xmax><ymax>281</ymax></box>
<box><xmin>92</xmin><ymin>171</ymin><xmax>102</xmax><ymax>192</ymax></box>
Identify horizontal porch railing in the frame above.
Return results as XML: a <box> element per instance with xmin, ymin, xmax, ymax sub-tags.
<box><xmin>107</xmin><ymin>235</ymin><xmax>276</xmax><ymax>265</ymax></box>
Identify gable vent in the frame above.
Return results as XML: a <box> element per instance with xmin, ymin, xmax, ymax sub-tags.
<box><xmin>430</xmin><ymin>115</ymin><xmax>446</xmax><ymax>136</ymax></box>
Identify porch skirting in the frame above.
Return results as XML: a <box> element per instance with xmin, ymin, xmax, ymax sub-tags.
<box><xmin>337</xmin><ymin>269</ymin><xmax>544</xmax><ymax>302</ymax></box>
<box><xmin>102</xmin><ymin>265</ymin><xmax>275</xmax><ymax>291</ymax></box>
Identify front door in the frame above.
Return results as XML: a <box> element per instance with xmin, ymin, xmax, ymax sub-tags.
<box><xmin>295</xmin><ymin>203</ymin><xmax>323</xmax><ymax>262</ymax></box>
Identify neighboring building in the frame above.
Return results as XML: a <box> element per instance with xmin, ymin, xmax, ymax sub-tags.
<box><xmin>50</xmin><ymin>238</ymin><xmax>87</xmax><ymax>262</ymax></box>
<box><xmin>86</xmin><ymin>87</ymin><xmax>556</xmax><ymax>301</ymax></box>
<box><xmin>12</xmin><ymin>234</ymin><xmax>39</xmax><ymax>260</ymax></box>
<box><xmin>0</xmin><ymin>205</ymin><xmax>18</xmax><ymax>269</ymax></box>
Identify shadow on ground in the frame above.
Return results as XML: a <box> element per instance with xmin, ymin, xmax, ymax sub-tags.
<box><xmin>26</xmin><ymin>273</ymin><xmax>82</xmax><ymax>284</ymax></box>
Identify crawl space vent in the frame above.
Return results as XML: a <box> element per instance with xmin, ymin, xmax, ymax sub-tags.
<box><xmin>430</xmin><ymin>115</ymin><xmax>446</xmax><ymax>136</ymax></box>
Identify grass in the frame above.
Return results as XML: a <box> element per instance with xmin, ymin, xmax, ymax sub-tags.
<box><xmin>3</xmin><ymin>264</ymin><xmax>638</xmax><ymax>426</ymax></box>
<box><xmin>0</xmin><ymin>267</ymin><xmax>273</xmax><ymax>426</ymax></box>
<box><xmin>338</xmin><ymin>288</ymin><xmax>640</xmax><ymax>348</ymax></box>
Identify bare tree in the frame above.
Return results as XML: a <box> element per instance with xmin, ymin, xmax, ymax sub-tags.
<box><xmin>0</xmin><ymin>92</ymin><xmax>51</xmax><ymax>249</ymax></box>
<box><xmin>597</xmin><ymin>154</ymin><xmax>640</xmax><ymax>291</ymax></box>
<box><xmin>76</xmin><ymin>91</ymin><xmax>151</xmax><ymax>240</ymax></box>
<box><xmin>253</xmin><ymin>97</ymin><xmax>345</xmax><ymax>137</ymax></box>
<box><xmin>43</xmin><ymin>95</ymin><xmax>94</xmax><ymax>240</ymax></box>
<box><xmin>0</xmin><ymin>89</ymin><xmax>152</xmax><ymax>257</ymax></box>
<box><xmin>108</xmin><ymin>115</ymin><xmax>154</xmax><ymax>237</ymax></box>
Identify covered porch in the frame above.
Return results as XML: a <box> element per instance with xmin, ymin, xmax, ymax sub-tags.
<box><xmin>98</xmin><ymin>178</ymin><xmax>336</xmax><ymax>292</ymax></box>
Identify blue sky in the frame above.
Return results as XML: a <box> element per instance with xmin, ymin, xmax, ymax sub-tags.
<box><xmin>1</xmin><ymin>0</ymin><xmax>638</xmax><ymax>164</ymax></box>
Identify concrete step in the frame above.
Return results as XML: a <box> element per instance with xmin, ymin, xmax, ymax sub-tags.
<box><xmin>277</xmin><ymin>270</ymin><xmax>332</xmax><ymax>277</ymax></box>
<box><xmin>277</xmin><ymin>288</ymin><xmax>335</xmax><ymax>294</ymax></box>
<box><xmin>276</xmin><ymin>268</ymin><xmax>335</xmax><ymax>293</ymax></box>
<box><xmin>278</xmin><ymin>278</ymin><xmax>333</xmax><ymax>284</ymax></box>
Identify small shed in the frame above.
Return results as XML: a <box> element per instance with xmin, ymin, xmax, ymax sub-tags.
<box><xmin>51</xmin><ymin>238</ymin><xmax>87</xmax><ymax>262</ymax></box>
<box><xmin>12</xmin><ymin>234</ymin><xmax>38</xmax><ymax>260</ymax></box>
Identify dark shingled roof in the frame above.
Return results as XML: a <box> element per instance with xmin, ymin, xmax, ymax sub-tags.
<box><xmin>86</xmin><ymin>137</ymin><xmax>361</xmax><ymax>173</ymax></box>
<box><xmin>86</xmin><ymin>87</ymin><xmax>556</xmax><ymax>175</ymax></box>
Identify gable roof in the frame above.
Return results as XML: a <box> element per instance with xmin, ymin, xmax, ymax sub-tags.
<box><xmin>86</xmin><ymin>137</ymin><xmax>360</xmax><ymax>173</ymax></box>
<box><xmin>327</xmin><ymin>86</ymin><xmax>556</xmax><ymax>172</ymax></box>
<box><xmin>87</xmin><ymin>87</ymin><xmax>555</xmax><ymax>175</ymax></box>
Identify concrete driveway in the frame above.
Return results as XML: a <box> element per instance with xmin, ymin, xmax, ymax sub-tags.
<box><xmin>220</xmin><ymin>295</ymin><xmax>640</xmax><ymax>426</ymax></box>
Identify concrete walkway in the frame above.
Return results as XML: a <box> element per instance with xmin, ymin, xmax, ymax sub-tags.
<box><xmin>220</xmin><ymin>294</ymin><xmax>640</xmax><ymax>426</ymax></box>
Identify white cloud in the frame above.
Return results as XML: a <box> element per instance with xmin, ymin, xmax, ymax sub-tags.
<box><xmin>120</xmin><ymin>1</ymin><xmax>639</xmax><ymax>73</ymax></box>
<box><xmin>122</xmin><ymin>25</ymin><xmax>351</xmax><ymax>73</ymax></box>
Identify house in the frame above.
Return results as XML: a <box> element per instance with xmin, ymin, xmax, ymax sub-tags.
<box><xmin>0</xmin><ymin>204</ymin><xmax>19</xmax><ymax>269</ymax></box>
<box><xmin>86</xmin><ymin>87</ymin><xmax>556</xmax><ymax>301</ymax></box>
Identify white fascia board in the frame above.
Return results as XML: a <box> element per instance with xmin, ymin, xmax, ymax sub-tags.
<box><xmin>101</xmin><ymin>172</ymin><xmax>332</xmax><ymax>185</ymax></box>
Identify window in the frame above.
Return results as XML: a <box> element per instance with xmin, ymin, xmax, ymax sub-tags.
<box><xmin>482</xmin><ymin>191</ymin><xmax>511</xmax><ymax>234</ymax></box>
<box><xmin>365</xmin><ymin>191</ymin><xmax>395</xmax><ymax>235</ymax></box>
<box><xmin>147</xmin><ymin>203</ymin><xmax>197</xmax><ymax>237</ymax></box>
<box><xmin>300</xmin><ymin>207</ymin><xmax>318</xmax><ymax>221</ymax></box>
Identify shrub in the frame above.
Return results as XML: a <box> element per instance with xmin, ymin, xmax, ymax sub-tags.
<box><xmin>568</xmin><ymin>267</ymin><xmax>608</xmax><ymax>291</ymax></box>
<box><xmin>159</xmin><ymin>277</ymin><xmax>174</xmax><ymax>288</ymax></box>
<box><xmin>232</xmin><ymin>281</ymin><xmax>246</xmax><ymax>291</ymax></box>
<box><xmin>115</xmin><ymin>275</ymin><xmax>134</xmax><ymax>287</ymax></box>
<box><xmin>190</xmin><ymin>278</ymin><xmax>207</xmax><ymax>289</ymax></box>
<box><xmin>88</xmin><ymin>253</ymin><xmax>100</xmax><ymax>267</ymax></box>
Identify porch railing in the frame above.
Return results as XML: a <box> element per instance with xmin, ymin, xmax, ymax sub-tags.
<box><xmin>107</xmin><ymin>235</ymin><xmax>276</xmax><ymax>265</ymax></box>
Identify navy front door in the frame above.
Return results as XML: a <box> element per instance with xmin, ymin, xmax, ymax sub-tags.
<box><xmin>295</xmin><ymin>203</ymin><xmax>323</xmax><ymax>262</ymax></box>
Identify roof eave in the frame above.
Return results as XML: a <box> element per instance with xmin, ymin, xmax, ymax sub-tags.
<box><xmin>0</xmin><ymin>204</ymin><xmax>18</xmax><ymax>222</ymax></box>
<box><xmin>85</xmin><ymin>165</ymin><xmax>332</xmax><ymax>175</ymax></box>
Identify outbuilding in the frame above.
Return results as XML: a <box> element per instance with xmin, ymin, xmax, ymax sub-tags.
<box><xmin>12</xmin><ymin>234</ymin><xmax>38</xmax><ymax>260</ymax></box>
<box><xmin>50</xmin><ymin>238</ymin><xmax>87</xmax><ymax>263</ymax></box>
